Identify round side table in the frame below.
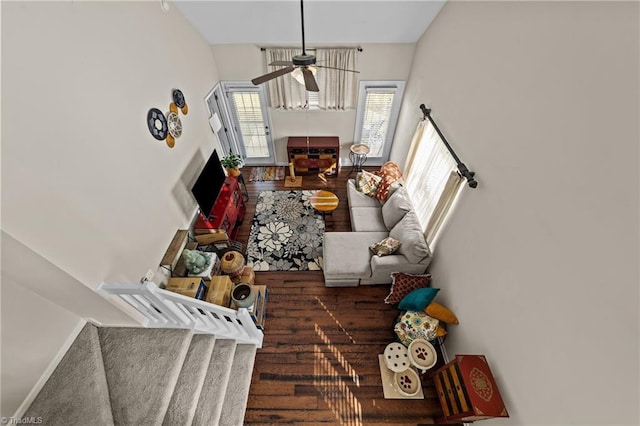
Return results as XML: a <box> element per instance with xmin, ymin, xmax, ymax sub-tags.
<box><xmin>349</xmin><ymin>143</ymin><xmax>370</xmax><ymax>176</ymax></box>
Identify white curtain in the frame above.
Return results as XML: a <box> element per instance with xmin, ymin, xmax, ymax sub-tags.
<box><xmin>264</xmin><ymin>48</ymin><xmax>307</xmax><ymax>110</ymax></box>
<box><xmin>404</xmin><ymin>120</ymin><xmax>464</xmax><ymax>248</ymax></box>
<box><xmin>315</xmin><ymin>48</ymin><xmax>358</xmax><ymax>110</ymax></box>
<box><xmin>425</xmin><ymin>171</ymin><xmax>465</xmax><ymax>247</ymax></box>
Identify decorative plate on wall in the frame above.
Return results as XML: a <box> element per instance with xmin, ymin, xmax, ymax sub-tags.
<box><xmin>147</xmin><ymin>108</ymin><xmax>168</xmax><ymax>140</ymax></box>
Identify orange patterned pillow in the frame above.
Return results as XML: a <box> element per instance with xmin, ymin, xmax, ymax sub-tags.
<box><xmin>375</xmin><ymin>162</ymin><xmax>403</xmax><ymax>201</ymax></box>
<box><xmin>384</xmin><ymin>272</ymin><xmax>432</xmax><ymax>304</ymax></box>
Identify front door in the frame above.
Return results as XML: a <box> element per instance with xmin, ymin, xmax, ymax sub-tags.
<box><xmin>223</xmin><ymin>82</ymin><xmax>275</xmax><ymax>166</ymax></box>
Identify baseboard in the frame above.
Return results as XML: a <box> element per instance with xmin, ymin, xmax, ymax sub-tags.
<box><xmin>13</xmin><ymin>319</ymin><xmax>87</xmax><ymax>419</ymax></box>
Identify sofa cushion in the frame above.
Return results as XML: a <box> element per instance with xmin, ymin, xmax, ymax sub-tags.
<box><xmin>384</xmin><ymin>272</ymin><xmax>432</xmax><ymax>304</ymax></box>
<box><xmin>356</xmin><ymin>171</ymin><xmax>382</xmax><ymax>197</ymax></box>
<box><xmin>350</xmin><ymin>207</ymin><xmax>387</xmax><ymax>232</ymax></box>
<box><xmin>389</xmin><ymin>211</ymin><xmax>431</xmax><ymax>264</ymax></box>
<box><xmin>375</xmin><ymin>162</ymin><xmax>403</xmax><ymax>202</ymax></box>
<box><xmin>369</xmin><ymin>237</ymin><xmax>401</xmax><ymax>256</ymax></box>
<box><xmin>425</xmin><ymin>302</ymin><xmax>459</xmax><ymax>325</ymax></box>
<box><xmin>347</xmin><ymin>179</ymin><xmax>382</xmax><ymax>208</ymax></box>
<box><xmin>323</xmin><ymin>231</ymin><xmax>389</xmax><ymax>279</ymax></box>
<box><xmin>398</xmin><ymin>287</ymin><xmax>440</xmax><ymax>311</ymax></box>
<box><xmin>381</xmin><ymin>187</ymin><xmax>413</xmax><ymax>230</ymax></box>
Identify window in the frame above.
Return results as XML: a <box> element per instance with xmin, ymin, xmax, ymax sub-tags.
<box><xmin>404</xmin><ymin>120</ymin><xmax>465</xmax><ymax>248</ymax></box>
<box><xmin>353</xmin><ymin>81</ymin><xmax>405</xmax><ymax>165</ymax></box>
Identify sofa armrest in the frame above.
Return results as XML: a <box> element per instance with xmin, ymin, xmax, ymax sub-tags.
<box><xmin>370</xmin><ymin>253</ymin><xmax>411</xmax><ymax>268</ymax></box>
<box><xmin>363</xmin><ymin>254</ymin><xmax>431</xmax><ymax>285</ymax></box>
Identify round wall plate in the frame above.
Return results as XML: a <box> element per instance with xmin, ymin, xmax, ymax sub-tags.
<box><xmin>172</xmin><ymin>89</ymin><xmax>186</xmax><ymax>108</ymax></box>
<box><xmin>147</xmin><ymin>108</ymin><xmax>168</xmax><ymax>140</ymax></box>
<box><xmin>167</xmin><ymin>112</ymin><xmax>182</xmax><ymax>138</ymax></box>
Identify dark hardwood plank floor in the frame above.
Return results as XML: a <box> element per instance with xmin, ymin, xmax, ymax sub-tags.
<box><xmin>236</xmin><ymin>167</ymin><xmax>446</xmax><ymax>425</ymax></box>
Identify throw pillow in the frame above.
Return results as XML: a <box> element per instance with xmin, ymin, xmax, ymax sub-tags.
<box><xmin>369</xmin><ymin>237</ymin><xmax>401</xmax><ymax>256</ymax></box>
<box><xmin>388</xmin><ymin>212</ymin><xmax>431</xmax><ymax>264</ymax></box>
<box><xmin>356</xmin><ymin>170</ymin><xmax>382</xmax><ymax>197</ymax></box>
<box><xmin>375</xmin><ymin>162</ymin><xmax>403</xmax><ymax>202</ymax></box>
<box><xmin>398</xmin><ymin>287</ymin><xmax>440</xmax><ymax>311</ymax></box>
<box><xmin>381</xmin><ymin>187</ymin><xmax>412</xmax><ymax>230</ymax></box>
<box><xmin>394</xmin><ymin>311</ymin><xmax>439</xmax><ymax>345</ymax></box>
<box><xmin>424</xmin><ymin>302</ymin><xmax>460</xmax><ymax>325</ymax></box>
<box><xmin>435</xmin><ymin>324</ymin><xmax>447</xmax><ymax>338</ymax></box>
<box><xmin>384</xmin><ymin>272</ymin><xmax>432</xmax><ymax>304</ymax></box>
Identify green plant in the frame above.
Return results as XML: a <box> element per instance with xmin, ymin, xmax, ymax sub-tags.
<box><xmin>221</xmin><ymin>151</ymin><xmax>243</xmax><ymax>169</ymax></box>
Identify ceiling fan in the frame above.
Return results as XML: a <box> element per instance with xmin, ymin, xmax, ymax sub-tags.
<box><xmin>251</xmin><ymin>0</ymin><xmax>359</xmax><ymax>92</ymax></box>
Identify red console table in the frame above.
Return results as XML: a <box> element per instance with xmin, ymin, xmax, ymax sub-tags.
<box><xmin>287</xmin><ymin>136</ymin><xmax>339</xmax><ymax>177</ymax></box>
<box><xmin>194</xmin><ymin>176</ymin><xmax>246</xmax><ymax>240</ymax></box>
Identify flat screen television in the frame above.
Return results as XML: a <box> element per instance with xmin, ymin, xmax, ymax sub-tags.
<box><xmin>191</xmin><ymin>149</ymin><xmax>227</xmax><ymax>219</ymax></box>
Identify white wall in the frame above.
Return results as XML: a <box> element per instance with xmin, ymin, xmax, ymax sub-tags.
<box><xmin>0</xmin><ymin>279</ymin><xmax>83</xmax><ymax>417</ymax></box>
<box><xmin>393</xmin><ymin>2</ymin><xmax>639</xmax><ymax>425</ymax></box>
<box><xmin>211</xmin><ymin>43</ymin><xmax>415</xmax><ymax>163</ymax></box>
<box><xmin>1</xmin><ymin>1</ymin><xmax>222</xmax><ymax>416</ymax></box>
<box><xmin>2</xmin><ymin>1</ymin><xmax>222</xmax><ymax>289</ymax></box>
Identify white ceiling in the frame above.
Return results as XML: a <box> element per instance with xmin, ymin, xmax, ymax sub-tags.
<box><xmin>173</xmin><ymin>1</ymin><xmax>446</xmax><ymax>45</ymax></box>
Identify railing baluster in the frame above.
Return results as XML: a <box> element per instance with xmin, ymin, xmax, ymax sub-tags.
<box><xmin>98</xmin><ymin>282</ymin><xmax>263</xmax><ymax>348</ymax></box>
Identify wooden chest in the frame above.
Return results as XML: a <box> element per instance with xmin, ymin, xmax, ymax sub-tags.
<box><xmin>287</xmin><ymin>136</ymin><xmax>339</xmax><ymax>177</ymax></box>
<box><xmin>433</xmin><ymin>355</ymin><xmax>509</xmax><ymax>423</ymax></box>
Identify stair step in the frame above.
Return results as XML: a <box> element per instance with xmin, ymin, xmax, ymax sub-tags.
<box><xmin>162</xmin><ymin>334</ymin><xmax>216</xmax><ymax>426</ymax></box>
<box><xmin>192</xmin><ymin>339</ymin><xmax>237</xmax><ymax>426</ymax></box>
<box><xmin>25</xmin><ymin>323</ymin><xmax>114</xmax><ymax>425</ymax></box>
<box><xmin>219</xmin><ymin>344</ymin><xmax>257</xmax><ymax>426</ymax></box>
<box><xmin>98</xmin><ymin>327</ymin><xmax>191</xmax><ymax>426</ymax></box>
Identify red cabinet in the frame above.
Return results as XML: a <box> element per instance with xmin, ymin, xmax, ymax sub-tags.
<box><xmin>287</xmin><ymin>136</ymin><xmax>339</xmax><ymax>177</ymax></box>
<box><xmin>194</xmin><ymin>176</ymin><xmax>245</xmax><ymax>240</ymax></box>
<box><xmin>433</xmin><ymin>355</ymin><xmax>509</xmax><ymax>423</ymax></box>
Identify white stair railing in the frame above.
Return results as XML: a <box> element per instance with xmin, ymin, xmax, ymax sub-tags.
<box><xmin>97</xmin><ymin>282</ymin><xmax>263</xmax><ymax>348</ymax></box>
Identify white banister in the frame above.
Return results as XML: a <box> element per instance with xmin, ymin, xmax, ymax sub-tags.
<box><xmin>97</xmin><ymin>282</ymin><xmax>263</xmax><ymax>348</ymax></box>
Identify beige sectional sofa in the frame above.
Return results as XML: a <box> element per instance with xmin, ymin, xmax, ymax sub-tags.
<box><xmin>323</xmin><ymin>179</ymin><xmax>432</xmax><ymax>287</ymax></box>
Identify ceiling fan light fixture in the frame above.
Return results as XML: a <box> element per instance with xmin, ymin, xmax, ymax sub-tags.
<box><xmin>292</xmin><ymin>66</ymin><xmax>316</xmax><ymax>86</ymax></box>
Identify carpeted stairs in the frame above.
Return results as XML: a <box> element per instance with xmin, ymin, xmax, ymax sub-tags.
<box><xmin>25</xmin><ymin>323</ymin><xmax>256</xmax><ymax>426</ymax></box>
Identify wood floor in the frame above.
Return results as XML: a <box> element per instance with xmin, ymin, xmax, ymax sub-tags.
<box><xmin>237</xmin><ymin>167</ymin><xmax>446</xmax><ymax>425</ymax></box>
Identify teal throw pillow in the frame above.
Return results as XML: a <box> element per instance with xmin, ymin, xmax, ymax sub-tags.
<box><xmin>398</xmin><ymin>287</ymin><xmax>440</xmax><ymax>311</ymax></box>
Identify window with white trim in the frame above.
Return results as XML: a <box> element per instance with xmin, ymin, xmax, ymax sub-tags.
<box><xmin>353</xmin><ymin>81</ymin><xmax>405</xmax><ymax>165</ymax></box>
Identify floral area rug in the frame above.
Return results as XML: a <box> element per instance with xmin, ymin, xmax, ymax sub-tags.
<box><xmin>248</xmin><ymin>166</ymin><xmax>286</xmax><ymax>182</ymax></box>
<box><xmin>246</xmin><ymin>190</ymin><xmax>324</xmax><ymax>271</ymax></box>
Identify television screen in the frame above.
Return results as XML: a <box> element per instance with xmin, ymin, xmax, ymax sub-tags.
<box><xmin>191</xmin><ymin>149</ymin><xmax>226</xmax><ymax>219</ymax></box>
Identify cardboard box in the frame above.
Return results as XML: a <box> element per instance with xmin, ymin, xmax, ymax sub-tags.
<box><xmin>232</xmin><ymin>285</ymin><xmax>268</xmax><ymax>330</ymax></box>
<box><xmin>166</xmin><ymin>277</ymin><xmax>207</xmax><ymax>300</ymax></box>
<box><xmin>206</xmin><ymin>275</ymin><xmax>233</xmax><ymax>307</ymax></box>
<box><xmin>230</xmin><ymin>266</ymin><xmax>255</xmax><ymax>285</ymax></box>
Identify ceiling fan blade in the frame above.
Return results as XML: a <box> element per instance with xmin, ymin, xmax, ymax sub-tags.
<box><xmin>269</xmin><ymin>61</ymin><xmax>294</xmax><ymax>66</ymax></box>
<box><xmin>302</xmin><ymin>67</ymin><xmax>319</xmax><ymax>92</ymax></box>
<box><xmin>251</xmin><ymin>66</ymin><xmax>295</xmax><ymax>85</ymax></box>
<box><xmin>316</xmin><ymin>65</ymin><xmax>360</xmax><ymax>73</ymax></box>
